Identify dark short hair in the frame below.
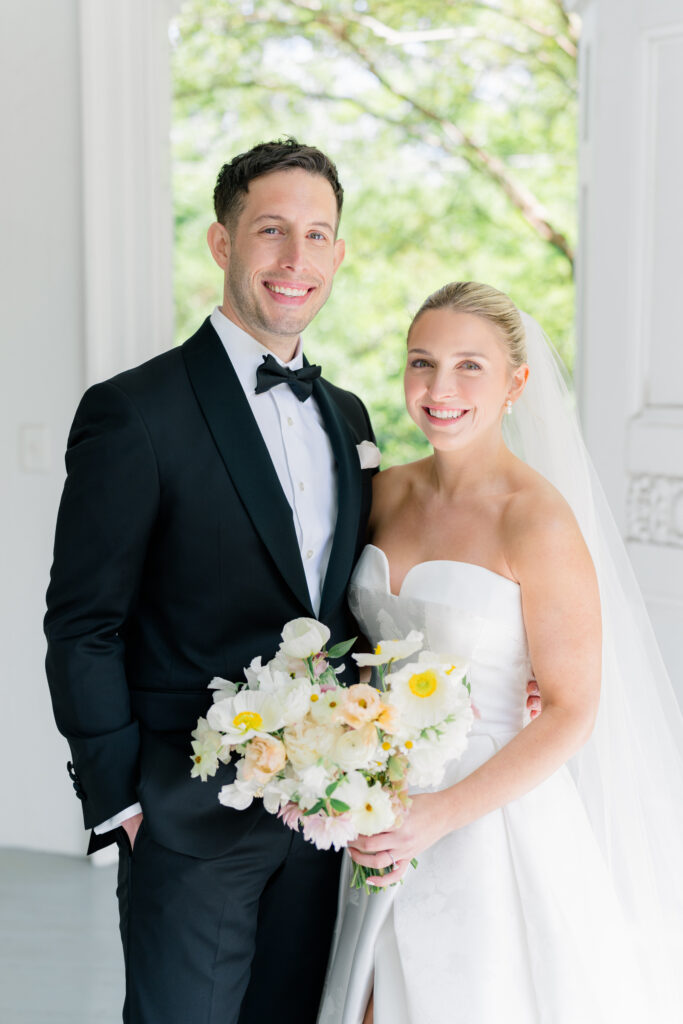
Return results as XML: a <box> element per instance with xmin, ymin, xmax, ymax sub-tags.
<box><xmin>213</xmin><ymin>138</ymin><xmax>344</xmax><ymax>234</ymax></box>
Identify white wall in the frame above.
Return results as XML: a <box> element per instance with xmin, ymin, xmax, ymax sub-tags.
<box><xmin>574</xmin><ymin>0</ymin><xmax>683</xmax><ymax>703</ymax></box>
<box><xmin>0</xmin><ymin>0</ymin><xmax>88</xmax><ymax>853</ymax></box>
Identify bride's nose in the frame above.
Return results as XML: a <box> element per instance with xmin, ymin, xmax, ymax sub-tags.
<box><xmin>426</xmin><ymin>369</ymin><xmax>459</xmax><ymax>401</ymax></box>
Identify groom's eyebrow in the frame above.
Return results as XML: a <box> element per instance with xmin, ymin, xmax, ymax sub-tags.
<box><xmin>252</xmin><ymin>213</ymin><xmax>336</xmax><ymax>233</ymax></box>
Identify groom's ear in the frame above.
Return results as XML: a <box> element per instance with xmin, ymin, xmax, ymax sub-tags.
<box><xmin>207</xmin><ymin>221</ymin><xmax>231</xmax><ymax>271</ymax></box>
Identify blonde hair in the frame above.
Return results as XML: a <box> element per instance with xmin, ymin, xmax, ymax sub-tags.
<box><xmin>409</xmin><ymin>281</ymin><xmax>527</xmax><ymax>368</ymax></box>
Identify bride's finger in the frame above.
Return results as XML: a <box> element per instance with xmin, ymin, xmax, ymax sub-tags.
<box><xmin>367</xmin><ymin>859</ymin><xmax>409</xmax><ymax>887</ymax></box>
<box><xmin>348</xmin><ymin>832</ymin><xmax>395</xmax><ymax>854</ymax></box>
<box><xmin>349</xmin><ymin>848</ymin><xmax>397</xmax><ymax>870</ymax></box>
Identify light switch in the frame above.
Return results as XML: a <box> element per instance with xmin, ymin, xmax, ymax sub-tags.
<box><xmin>19</xmin><ymin>424</ymin><xmax>51</xmax><ymax>473</ymax></box>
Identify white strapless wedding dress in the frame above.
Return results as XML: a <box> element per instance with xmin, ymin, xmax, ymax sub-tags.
<box><xmin>317</xmin><ymin>544</ymin><xmax>651</xmax><ymax>1024</ymax></box>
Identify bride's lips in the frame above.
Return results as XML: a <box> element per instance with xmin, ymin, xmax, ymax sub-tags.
<box><xmin>262</xmin><ymin>280</ymin><xmax>316</xmax><ymax>306</ymax></box>
<box><xmin>423</xmin><ymin>407</ymin><xmax>470</xmax><ymax>424</ymax></box>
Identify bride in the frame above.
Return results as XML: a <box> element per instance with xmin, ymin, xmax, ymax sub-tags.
<box><xmin>317</xmin><ymin>282</ymin><xmax>683</xmax><ymax>1024</ymax></box>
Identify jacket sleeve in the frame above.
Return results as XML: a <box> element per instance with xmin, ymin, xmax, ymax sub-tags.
<box><xmin>44</xmin><ymin>380</ymin><xmax>160</xmax><ymax>828</ymax></box>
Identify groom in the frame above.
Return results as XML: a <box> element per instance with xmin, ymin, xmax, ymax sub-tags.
<box><xmin>44</xmin><ymin>139</ymin><xmax>377</xmax><ymax>1023</ymax></box>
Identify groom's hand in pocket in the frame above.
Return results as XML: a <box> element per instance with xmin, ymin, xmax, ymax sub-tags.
<box><xmin>122</xmin><ymin>812</ymin><xmax>144</xmax><ymax>850</ymax></box>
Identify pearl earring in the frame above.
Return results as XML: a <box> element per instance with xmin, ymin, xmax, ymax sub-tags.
<box><xmin>505</xmin><ymin>399</ymin><xmax>513</xmax><ymax>415</ymax></box>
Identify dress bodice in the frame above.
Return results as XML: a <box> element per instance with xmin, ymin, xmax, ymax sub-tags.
<box><xmin>348</xmin><ymin>545</ymin><xmax>532</xmax><ymax>742</ymax></box>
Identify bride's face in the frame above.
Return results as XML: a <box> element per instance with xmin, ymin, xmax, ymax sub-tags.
<box><xmin>404</xmin><ymin>308</ymin><xmax>528</xmax><ymax>452</ymax></box>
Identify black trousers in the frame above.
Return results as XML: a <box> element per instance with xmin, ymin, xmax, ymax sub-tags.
<box><xmin>116</xmin><ymin>814</ymin><xmax>342</xmax><ymax>1024</ymax></box>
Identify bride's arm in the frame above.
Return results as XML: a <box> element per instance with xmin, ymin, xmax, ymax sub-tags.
<box><xmin>349</xmin><ymin>491</ymin><xmax>601</xmax><ymax>884</ymax></box>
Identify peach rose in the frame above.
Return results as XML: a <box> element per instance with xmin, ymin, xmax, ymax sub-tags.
<box><xmin>242</xmin><ymin>735</ymin><xmax>287</xmax><ymax>784</ymax></box>
<box><xmin>336</xmin><ymin>683</ymin><xmax>383</xmax><ymax>729</ymax></box>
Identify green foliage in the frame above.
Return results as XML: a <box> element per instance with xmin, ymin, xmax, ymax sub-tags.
<box><xmin>171</xmin><ymin>0</ymin><xmax>578</xmax><ymax>466</ymax></box>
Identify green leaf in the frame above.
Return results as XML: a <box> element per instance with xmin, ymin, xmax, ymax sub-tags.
<box><xmin>327</xmin><ymin>637</ymin><xmax>357</xmax><ymax>660</ymax></box>
<box><xmin>325</xmin><ymin>779</ymin><xmax>341</xmax><ymax>796</ymax></box>
<box><xmin>387</xmin><ymin>755</ymin><xmax>405</xmax><ymax>782</ymax></box>
<box><xmin>303</xmin><ymin>800</ymin><xmax>325</xmax><ymax>817</ymax></box>
<box><xmin>330</xmin><ymin>799</ymin><xmax>350</xmax><ymax>812</ymax></box>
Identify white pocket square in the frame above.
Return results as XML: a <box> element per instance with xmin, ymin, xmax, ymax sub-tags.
<box><xmin>356</xmin><ymin>440</ymin><xmax>381</xmax><ymax>470</ymax></box>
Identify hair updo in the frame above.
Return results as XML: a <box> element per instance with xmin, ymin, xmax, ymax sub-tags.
<box><xmin>409</xmin><ymin>282</ymin><xmax>527</xmax><ymax>368</ymax></box>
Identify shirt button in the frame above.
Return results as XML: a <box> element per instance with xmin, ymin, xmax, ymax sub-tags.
<box><xmin>299</xmin><ymin>481</ymin><xmax>305</xmax><ymax>491</ymax></box>
<box><xmin>306</xmin><ymin>549</ymin><xmax>314</xmax><ymax>559</ymax></box>
<box><xmin>287</xmin><ymin>416</ymin><xmax>294</xmax><ymax>426</ymax></box>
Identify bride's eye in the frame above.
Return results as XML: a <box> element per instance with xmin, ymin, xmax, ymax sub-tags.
<box><xmin>409</xmin><ymin>358</ymin><xmax>431</xmax><ymax>368</ymax></box>
<box><xmin>460</xmin><ymin>360</ymin><xmax>481</xmax><ymax>371</ymax></box>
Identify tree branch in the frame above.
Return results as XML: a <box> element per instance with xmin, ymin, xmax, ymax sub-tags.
<box><xmin>280</xmin><ymin>5</ymin><xmax>574</xmax><ymax>266</ymax></box>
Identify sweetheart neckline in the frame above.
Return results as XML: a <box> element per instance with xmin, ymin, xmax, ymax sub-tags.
<box><xmin>363</xmin><ymin>543</ymin><xmax>521</xmax><ymax>598</ymax></box>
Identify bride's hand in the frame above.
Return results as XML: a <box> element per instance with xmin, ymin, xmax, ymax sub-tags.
<box><xmin>347</xmin><ymin>791</ymin><xmax>450</xmax><ymax>887</ymax></box>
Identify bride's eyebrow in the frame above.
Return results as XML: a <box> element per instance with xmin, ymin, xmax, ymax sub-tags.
<box><xmin>407</xmin><ymin>348</ymin><xmax>488</xmax><ymax>359</ymax></box>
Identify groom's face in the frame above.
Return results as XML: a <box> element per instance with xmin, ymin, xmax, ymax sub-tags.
<box><xmin>210</xmin><ymin>168</ymin><xmax>345</xmax><ymax>357</ymax></box>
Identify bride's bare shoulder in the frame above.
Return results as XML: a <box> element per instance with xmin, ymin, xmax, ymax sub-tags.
<box><xmin>370</xmin><ymin>459</ymin><xmax>428</xmax><ymax>523</ymax></box>
<box><xmin>502</xmin><ymin>462</ymin><xmax>591</xmax><ymax>578</ymax></box>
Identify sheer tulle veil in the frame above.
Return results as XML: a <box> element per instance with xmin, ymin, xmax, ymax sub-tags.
<box><xmin>504</xmin><ymin>313</ymin><xmax>683</xmax><ymax>1016</ymax></box>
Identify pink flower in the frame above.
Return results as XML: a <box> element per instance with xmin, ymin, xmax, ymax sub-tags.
<box><xmin>312</xmin><ymin>654</ymin><xmax>329</xmax><ymax>678</ymax></box>
<box><xmin>301</xmin><ymin>812</ymin><xmax>359</xmax><ymax>851</ymax></box>
<box><xmin>278</xmin><ymin>802</ymin><xmax>303</xmax><ymax>832</ymax></box>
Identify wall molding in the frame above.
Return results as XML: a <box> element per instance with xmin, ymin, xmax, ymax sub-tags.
<box><xmin>79</xmin><ymin>0</ymin><xmax>183</xmax><ymax>385</ymax></box>
<box><xmin>627</xmin><ymin>473</ymin><xmax>683</xmax><ymax>548</ymax></box>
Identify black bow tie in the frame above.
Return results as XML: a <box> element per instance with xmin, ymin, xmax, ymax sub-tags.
<box><xmin>254</xmin><ymin>354</ymin><xmax>321</xmax><ymax>402</ymax></box>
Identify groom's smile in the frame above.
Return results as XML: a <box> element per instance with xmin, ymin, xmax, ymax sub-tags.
<box><xmin>208</xmin><ymin>167</ymin><xmax>345</xmax><ymax>360</ymax></box>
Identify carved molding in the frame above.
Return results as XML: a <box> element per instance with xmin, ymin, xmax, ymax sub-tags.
<box><xmin>627</xmin><ymin>474</ymin><xmax>683</xmax><ymax>548</ymax></box>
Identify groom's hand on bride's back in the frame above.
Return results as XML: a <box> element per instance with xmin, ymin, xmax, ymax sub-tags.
<box><xmin>527</xmin><ymin>679</ymin><xmax>542</xmax><ymax>718</ymax></box>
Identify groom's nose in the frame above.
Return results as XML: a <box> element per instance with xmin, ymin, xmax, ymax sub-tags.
<box><xmin>278</xmin><ymin>233</ymin><xmax>308</xmax><ymax>272</ymax></box>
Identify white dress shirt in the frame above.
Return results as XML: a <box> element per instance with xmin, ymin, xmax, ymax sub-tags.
<box><xmin>95</xmin><ymin>308</ymin><xmax>338</xmax><ymax>835</ymax></box>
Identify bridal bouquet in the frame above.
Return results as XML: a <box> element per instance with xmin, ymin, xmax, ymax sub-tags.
<box><xmin>190</xmin><ymin>618</ymin><xmax>473</xmax><ymax>890</ymax></box>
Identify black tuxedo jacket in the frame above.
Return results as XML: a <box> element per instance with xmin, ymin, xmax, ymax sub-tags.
<box><xmin>45</xmin><ymin>318</ymin><xmax>375</xmax><ymax>858</ymax></box>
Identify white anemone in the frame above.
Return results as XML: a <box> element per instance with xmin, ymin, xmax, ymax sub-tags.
<box><xmin>353</xmin><ymin>630</ymin><xmax>424</xmax><ymax>667</ymax></box>
<box><xmin>207</xmin><ymin>688</ymin><xmax>285</xmax><ymax>743</ymax></box>
<box><xmin>387</xmin><ymin>658</ymin><xmax>470</xmax><ymax>729</ymax></box>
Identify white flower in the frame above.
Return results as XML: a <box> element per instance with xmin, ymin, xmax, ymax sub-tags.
<box><xmin>332</xmin><ymin>722</ymin><xmax>380</xmax><ymax>772</ymax></box>
<box><xmin>207</xmin><ymin>689</ymin><xmax>285</xmax><ymax>743</ymax></box>
<box><xmin>275</xmin><ymin>677</ymin><xmax>314</xmax><ymax>725</ymax></box>
<box><xmin>336</xmin><ymin>771</ymin><xmax>396</xmax><ymax>835</ymax></box>
<box><xmin>296</xmin><ymin>763</ymin><xmax>337</xmax><ymax>810</ymax></box>
<box><xmin>189</xmin><ymin>717</ymin><xmax>223</xmax><ymax>781</ymax></box>
<box><xmin>309</xmin><ymin>687</ymin><xmax>346</xmax><ymax>725</ymax></box>
<box><xmin>262</xmin><ymin>776</ymin><xmax>298</xmax><ymax>815</ymax></box>
<box><xmin>387</xmin><ymin>658</ymin><xmax>470</xmax><ymax>730</ymax></box>
<box><xmin>353</xmin><ymin>631</ymin><xmax>424</xmax><ymax>667</ymax></box>
<box><xmin>280</xmin><ymin>618</ymin><xmax>331</xmax><ymax>660</ymax></box>
<box><xmin>404</xmin><ymin>742</ymin><xmax>450</xmax><ymax>788</ymax></box>
<box><xmin>283</xmin><ymin>718</ymin><xmax>343</xmax><ymax>770</ymax></box>
<box><xmin>208</xmin><ymin>676</ymin><xmax>240</xmax><ymax>704</ymax></box>
<box><xmin>356</xmin><ymin>440</ymin><xmax>382</xmax><ymax>470</ymax></box>
<box><xmin>218</xmin><ymin>776</ymin><xmax>259</xmax><ymax>810</ymax></box>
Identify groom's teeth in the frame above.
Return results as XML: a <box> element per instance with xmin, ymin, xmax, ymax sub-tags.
<box><xmin>266</xmin><ymin>284</ymin><xmax>309</xmax><ymax>296</ymax></box>
<box><xmin>428</xmin><ymin>408</ymin><xmax>466</xmax><ymax>420</ymax></box>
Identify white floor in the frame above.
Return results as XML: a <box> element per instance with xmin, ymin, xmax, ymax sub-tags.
<box><xmin>0</xmin><ymin>848</ymin><xmax>124</xmax><ymax>1023</ymax></box>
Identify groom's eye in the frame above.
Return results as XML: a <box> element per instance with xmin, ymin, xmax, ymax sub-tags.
<box><xmin>409</xmin><ymin>359</ymin><xmax>431</xmax><ymax>368</ymax></box>
<box><xmin>461</xmin><ymin>361</ymin><xmax>481</xmax><ymax>371</ymax></box>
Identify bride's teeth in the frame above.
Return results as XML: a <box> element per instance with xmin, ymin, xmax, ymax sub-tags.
<box><xmin>429</xmin><ymin>408</ymin><xmax>466</xmax><ymax>420</ymax></box>
<box><xmin>267</xmin><ymin>284</ymin><xmax>309</xmax><ymax>296</ymax></box>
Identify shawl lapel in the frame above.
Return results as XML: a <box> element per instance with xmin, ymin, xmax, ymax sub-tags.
<box><xmin>182</xmin><ymin>320</ymin><xmax>313</xmax><ymax>615</ymax></box>
<box><xmin>314</xmin><ymin>377</ymin><xmax>363</xmax><ymax>621</ymax></box>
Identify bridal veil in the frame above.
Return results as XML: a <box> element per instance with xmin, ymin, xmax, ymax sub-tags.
<box><xmin>504</xmin><ymin>314</ymin><xmax>683</xmax><ymax>1017</ymax></box>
